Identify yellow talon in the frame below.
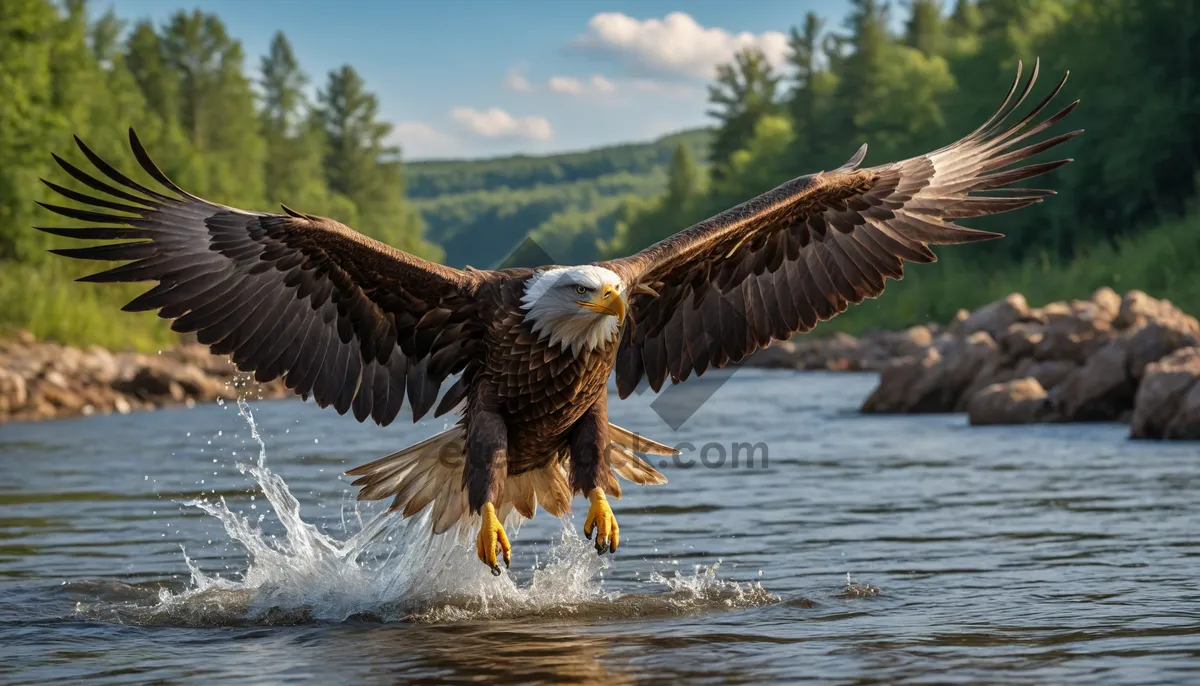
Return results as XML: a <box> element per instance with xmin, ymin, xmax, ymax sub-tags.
<box><xmin>583</xmin><ymin>487</ymin><xmax>619</xmax><ymax>555</ymax></box>
<box><xmin>475</xmin><ymin>502</ymin><xmax>511</xmax><ymax>575</ymax></box>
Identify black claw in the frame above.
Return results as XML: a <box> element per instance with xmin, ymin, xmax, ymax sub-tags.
<box><xmin>584</xmin><ymin>527</ymin><xmax>592</xmax><ymax>541</ymax></box>
<box><xmin>490</xmin><ymin>565</ymin><xmax>501</xmax><ymax>577</ymax></box>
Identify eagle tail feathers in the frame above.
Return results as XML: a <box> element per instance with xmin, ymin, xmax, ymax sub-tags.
<box><xmin>344</xmin><ymin>422</ymin><xmax>670</xmax><ymax>538</ymax></box>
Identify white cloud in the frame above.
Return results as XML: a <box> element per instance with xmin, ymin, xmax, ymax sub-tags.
<box><xmin>392</xmin><ymin>120</ymin><xmax>449</xmax><ymax>144</ymax></box>
<box><xmin>503</xmin><ymin>66</ymin><xmax>533</xmax><ymax>92</ymax></box>
<box><xmin>449</xmin><ymin>106</ymin><xmax>553</xmax><ymax>141</ymax></box>
<box><xmin>546</xmin><ymin>74</ymin><xmax>619</xmax><ymax>97</ymax></box>
<box><xmin>388</xmin><ymin>120</ymin><xmax>457</xmax><ymax>157</ymax></box>
<box><xmin>590</xmin><ymin>74</ymin><xmax>617</xmax><ymax>93</ymax></box>
<box><xmin>548</xmin><ymin>76</ymin><xmax>585</xmax><ymax>95</ymax></box>
<box><xmin>629</xmin><ymin>78</ymin><xmax>698</xmax><ymax>98</ymax></box>
<box><xmin>574</xmin><ymin>11</ymin><xmax>789</xmax><ymax>79</ymax></box>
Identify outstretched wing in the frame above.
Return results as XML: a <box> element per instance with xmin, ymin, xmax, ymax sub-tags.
<box><xmin>37</xmin><ymin>129</ymin><xmax>487</xmax><ymax>425</ymax></box>
<box><xmin>599</xmin><ymin>59</ymin><xmax>1080</xmax><ymax>398</ymax></box>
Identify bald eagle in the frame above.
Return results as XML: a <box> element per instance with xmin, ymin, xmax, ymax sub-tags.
<box><xmin>37</xmin><ymin>62</ymin><xmax>1077</xmax><ymax>574</ymax></box>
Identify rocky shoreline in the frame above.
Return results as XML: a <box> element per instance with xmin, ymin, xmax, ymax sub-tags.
<box><xmin>4</xmin><ymin>288</ymin><xmax>1200</xmax><ymax>440</ymax></box>
<box><xmin>0</xmin><ymin>331</ymin><xmax>288</xmax><ymax>423</ymax></box>
<box><xmin>744</xmin><ymin>287</ymin><xmax>1200</xmax><ymax>440</ymax></box>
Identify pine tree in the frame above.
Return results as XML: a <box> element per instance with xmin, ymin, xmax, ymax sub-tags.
<box><xmin>947</xmin><ymin>0</ymin><xmax>982</xmax><ymax>37</ymax></box>
<box><xmin>259</xmin><ymin>32</ymin><xmax>329</xmax><ymax>213</ymax></box>
<box><xmin>828</xmin><ymin>0</ymin><xmax>893</xmax><ymax>146</ymax></box>
<box><xmin>787</xmin><ymin>12</ymin><xmax>825</xmax><ymax>161</ymax></box>
<box><xmin>663</xmin><ymin>143</ymin><xmax>699</xmax><ymax>215</ymax></box>
<box><xmin>317</xmin><ymin>65</ymin><xmax>438</xmax><ymax>258</ymax></box>
<box><xmin>905</xmin><ymin>0</ymin><xmax>945</xmax><ymax>55</ymax></box>
<box><xmin>706</xmin><ymin>48</ymin><xmax>781</xmax><ymax>182</ymax></box>
<box><xmin>260</xmin><ymin>31</ymin><xmax>305</xmax><ymax>134</ymax></box>
<box><xmin>158</xmin><ymin>10</ymin><xmax>265</xmax><ymax>207</ymax></box>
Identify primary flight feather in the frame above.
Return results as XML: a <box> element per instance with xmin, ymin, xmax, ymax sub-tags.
<box><xmin>37</xmin><ymin>60</ymin><xmax>1079</xmax><ymax>574</ymax></box>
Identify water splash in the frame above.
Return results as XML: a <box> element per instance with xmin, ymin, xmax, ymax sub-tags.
<box><xmin>80</xmin><ymin>399</ymin><xmax>777</xmax><ymax>626</ymax></box>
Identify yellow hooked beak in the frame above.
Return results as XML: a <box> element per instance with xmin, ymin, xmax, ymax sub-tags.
<box><xmin>577</xmin><ymin>284</ymin><xmax>626</xmax><ymax>322</ymax></box>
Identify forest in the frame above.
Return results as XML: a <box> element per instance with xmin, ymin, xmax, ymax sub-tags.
<box><xmin>1</xmin><ymin>0</ymin><xmax>1198</xmax><ymax>349</ymax></box>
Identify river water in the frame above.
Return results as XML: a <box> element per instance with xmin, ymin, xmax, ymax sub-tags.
<box><xmin>1</xmin><ymin>370</ymin><xmax>1197</xmax><ymax>684</ymax></box>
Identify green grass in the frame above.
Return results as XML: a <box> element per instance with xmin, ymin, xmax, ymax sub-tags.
<box><xmin>818</xmin><ymin>212</ymin><xmax>1200</xmax><ymax>335</ymax></box>
<box><xmin>0</xmin><ymin>260</ymin><xmax>176</xmax><ymax>351</ymax></box>
<box><xmin>4</xmin><ymin>212</ymin><xmax>1198</xmax><ymax>350</ymax></box>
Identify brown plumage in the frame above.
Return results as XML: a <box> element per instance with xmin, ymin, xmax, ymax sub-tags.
<box><xmin>36</xmin><ymin>59</ymin><xmax>1079</xmax><ymax>569</ymax></box>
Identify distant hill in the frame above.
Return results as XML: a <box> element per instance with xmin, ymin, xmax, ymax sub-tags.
<box><xmin>406</xmin><ymin>128</ymin><xmax>712</xmax><ymax>268</ymax></box>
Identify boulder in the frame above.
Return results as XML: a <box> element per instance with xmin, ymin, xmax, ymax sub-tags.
<box><xmin>0</xmin><ymin>368</ymin><xmax>28</xmax><ymax>414</ymax></box>
<box><xmin>967</xmin><ymin>377</ymin><xmax>1056</xmax><ymax>425</ymax></box>
<box><xmin>998</xmin><ymin>322</ymin><xmax>1045</xmax><ymax>361</ymax></box>
<box><xmin>81</xmin><ymin>346</ymin><xmax>120</xmax><ymax>384</ymax></box>
<box><xmin>1163</xmin><ymin>382</ymin><xmax>1200</xmax><ymax>440</ymax></box>
<box><xmin>745</xmin><ymin>340</ymin><xmax>803</xmax><ymax>370</ymax></box>
<box><xmin>1017</xmin><ymin>298</ymin><xmax>1115</xmax><ymax>364</ymax></box>
<box><xmin>1091</xmin><ymin>287</ymin><xmax>1122</xmax><ymax>323</ymax></box>
<box><xmin>955</xmin><ymin>293</ymin><xmax>1031</xmax><ymax>340</ymax></box>
<box><xmin>1115</xmin><ymin>289</ymin><xmax>1179</xmax><ymax>329</ymax></box>
<box><xmin>1126</xmin><ymin>310</ymin><xmax>1200</xmax><ymax>380</ymax></box>
<box><xmin>1025</xmin><ymin>359</ymin><xmax>1077</xmax><ymax>390</ymax></box>
<box><xmin>1130</xmin><ymin>347</ymin><xmax>1200</xmax><ymax>439</ymax></box>
<box><xmin>862</xmin><ymin>332</ymin><xmax>996</xmax><ymax>413</ymax></box>
<box><xmin>861</xmin><ymin>325</ymin><xmax>934</xmax><ymax>362</ymax></box>
<box><xmin>1050</xmin><ymin>338</ymin><xmax>1136</xmax><ymax>421</ymax></box>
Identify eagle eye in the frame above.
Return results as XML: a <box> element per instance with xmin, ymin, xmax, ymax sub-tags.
<box><xmin>574</xmin><ymin>285</ymin><xmax>589</xmax><ymax>296</ymax></box>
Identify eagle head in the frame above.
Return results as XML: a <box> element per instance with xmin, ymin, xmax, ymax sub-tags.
<box><xmin>520</xmin><ymin>265</ymin><xmax>626</xmax><ymax>356</ymax></box>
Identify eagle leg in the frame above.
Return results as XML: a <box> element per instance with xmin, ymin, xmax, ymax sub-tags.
<box><xmin>466</xmin><ymin>403</ymin><xmax>511</xmax><ymax>575</ymax></box>
<box><xmin>569</xmin><ymin>397</ymin><xmax>622</xmax><ymax>556</ymax></box>
<box><xmin>476</xmin><ymin>502</ymin><xmax>511</xmax><ymax>575</ymax></box>
<box><xmin>583</xmin><ymin>488</ymin><xmax>619</xmax><ymax>555</ymax></box>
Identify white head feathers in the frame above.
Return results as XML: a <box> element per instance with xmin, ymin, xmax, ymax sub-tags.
<box><xmin>520</xmin><ymin>265</ymin><xmax>625</xmax><ymax>356</ymax></box>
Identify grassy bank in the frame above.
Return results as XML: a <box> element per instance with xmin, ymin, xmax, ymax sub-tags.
<box><xmin>3</xmin><ymin>213</ymin><xmax>1197</xmax><ymax>351</ymax></box>
<box><xmin>823</xmin><ymin>213</ymin><xmax>1200</xmax><ymax>335</ymax></box>
<box><xmin>0</xmin><ymin>261</ymin><xmax>176</xmax><ymax>352</ymax></box>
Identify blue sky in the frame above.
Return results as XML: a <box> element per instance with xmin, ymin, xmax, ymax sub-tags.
<box><xmin>100</xmin><ymin>1</ymin><xmax>857</xmax><ymax>161</ymax></box>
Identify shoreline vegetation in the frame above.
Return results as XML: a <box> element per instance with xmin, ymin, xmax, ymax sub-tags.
<box><xmin>5</xmin><ymin>288</ymin><xmax>1200</xmax><ymax>442</ymax></box>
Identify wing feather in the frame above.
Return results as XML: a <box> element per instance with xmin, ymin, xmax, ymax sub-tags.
<box><xmin>601</xmin><ymin>59</ymin><xmax>1080</xmax><ymax>397</ymax></box>
<box><xmin>37</xmin><ymin>129</ymin><xmax>490</xmax><ymax>425</ymax></box>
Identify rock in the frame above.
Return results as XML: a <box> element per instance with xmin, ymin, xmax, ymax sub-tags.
<box><xmin>947</xmin><ymin>308</ymin><xmax>971</xmax><ymax>334</ymax></box>
<box><xmin>967</xmin><ymin>377</ymin><xmax>1056</xmax><ymax>425</ymax></box>
<box><xmin>113</xmin><ymin>395</ymin><xmax>132</xmax><ymax>415</ymax></box>
<box><xmin>1092</xmin><ymin>287</ymin><xmax>1122</xmax><ymax>323</ymax></box>
<box><xmin>169</xmin><ymin>363</ymin><xmax>236</xmax><ymax>401</ymax></box>
<box><xmin>1025</xmin><ymin>360</ymin><xmax>1077</xmax><ymax>390</ymax></box>
<box><xmin>1033</xmin><ymin>301</ymin><xmax>1115</xmax><ymax>364</ymax></box>
<box><xmin>1116</xmin><ymin>290</ymin><xmax>1172</xmax><ymax>329</ymax></box>
<box><xmin>1163</xmin><ymin>382</ymin><xmax>1200</xmax><ymax>440</ymax></box>
<box><xmin>1050</xmin><ymin>338</ymin><xmax>1136</xmax><ymax>421</ymax></box>
<box><xmin>42</xmin><ymin>370</ymin><xmax>70</xmax><ymax>390</ymax></box>
<box><xmin>998</xmin><ymin>322</ymin><xmax>1045</xmax><ymax>361</ymax></box>
<box><xmin>1130</xmin><ymin>347</ymin><xmax>1200</xmax><ymax>439</ymax></box>
<box><xmin>82</xmin><ymin>346</ymin><xmax>120</xmax><ymax>384</ymax></box>
<box><xmin>862</xmin><ymin>332</ymin><xmax>996</xmax><ymax>413</ymax></box>
<box><xmin>957</xmin><ymin>357</ymin><xmax>1020</xmax><ymax>412</ymax></box>
<box><xmin>0</xmin><ymin>368</ymin><xmax>28</xmax><ymax>414</ymax></box>
<box><xmin>745</xmin><ymin>340</ymin><xmax>803</xmax><ymax>370</ymax></box>
<box><xmin>120</xmin><ymin>364</ymin><xmax>184</xmax><ymax>401</ymax></box>
<box><xmin>1125</xmin><ymin>309</ymin><xmax>1200</xmax><ymax>380</ymax></box>
<box><xmin>956</xmin><ymin>293</ymin><xmax>1031</xmax><ymax>340</ymax></box>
